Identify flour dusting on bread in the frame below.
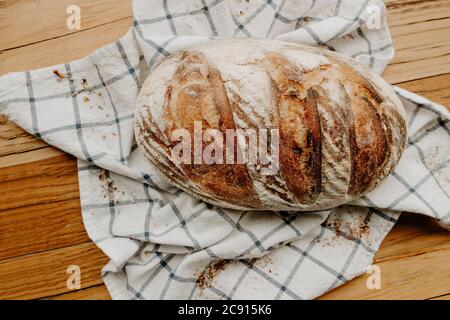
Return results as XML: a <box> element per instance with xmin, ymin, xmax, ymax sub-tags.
<box><xmin>135</xmin><ymin>38</ymin><xmax>407</xmax><ymax>211</ymax></box>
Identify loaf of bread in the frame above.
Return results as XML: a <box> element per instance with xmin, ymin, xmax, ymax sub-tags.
<box><xmin>134</xmin><ymin>38</ymin><xmax>407</xmax><ymax>211</ymax></box>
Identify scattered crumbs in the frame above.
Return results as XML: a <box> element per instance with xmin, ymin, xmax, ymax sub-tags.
<box><xmin>98</xmin><ymin>105</ymin><xmax>104</xmax><ymax>110</ymax></box>
<box><xmin>83</xmin><ymin>96</ymin><xmax>90</xmax><ymax>103</ymax></box>
<box><xmin>99</xmin><ymin>169</ymin><xmax>118</xmax><ymax>194</ymax></box>
<box><xmin>81</xmin><ymin>78</ymin><xmax>92</xmax><ymax>92</ymax></box>
<box><xmin>53</xmin><ymin>69</ymin><xmax>65</xmax><ymax>80</ymax></box>
<box><xmin>252</xmin><ymin>254</ymin><xmax>273</xmax><ymax>269</ymax></box>
<box><xmin>344</xmin><ymin>33</ymin><xmax>356</xmax><ymax>40</ymax></box>
<box><xmin>197</xmin><ymin>260</ymin><xmax>231</xmax><ymax>290</ymax></box>
<box><xmin>112</xmin><ymin>132</ymin><xmax>117</xmax><ymax>137</ymax></box>
<box><xmin>70</xmin><ymin>78</ymin><xmax>93</xmax><ymax>97</ymax></box>
<box><xmin>322</xmin><ymin>213</ymin><xmax>371</xmax><ymax>245</ymax></box>
<box><xmin>329</xmin><ymin>218</ymin><xmax>342</xmax><ymax>238</ymax></box>
<box><xmin>97</xmin><ymin>92</ymin><xmax>103</xmax><ymax>97</ymax></box>
<box><xmin>424</xmin><ymin>145</ymin><xmax>449</xmax><ymax>184</ymax></box>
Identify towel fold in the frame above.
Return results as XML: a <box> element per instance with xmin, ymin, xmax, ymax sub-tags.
<box><xmin>1</xmin><ymin>0</ymin><xmax>449</xmax><ymax>299</ymax></box>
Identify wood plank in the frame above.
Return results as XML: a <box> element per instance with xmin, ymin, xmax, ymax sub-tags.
<box><xmin>0</xmin><ymin>115</ymin><xmax>48</xmax><ymax>156</ymax></box>
<box><xmin>384</xmin><ymin>50</ymin><xmax>450</xmax><ymax>85</ymax></box>
<box><xmin>375</xmin><ymin>214</ymin><xmax>450</xmax><ymax>262</ymax></box>
<box><xmin>45</xmin><ymin>284</ymin><xmax>110</xmax><ymax>300</ymax></box>
<box><xmin>0</xmin><ymin>115</ymin><xmax>65</xmax><ymax>169</ymax></box>
<box><xmin>0</xmin><ymin>146</ymin><xmax>64</xmax><ymax>169</ymax></box>
<box><xmin>318</xmin><ymin>214</ymin><xmax>450</xmax><ymax>300</ymax></box>
<box><xmin>0</xmin><ymin>0</ymin><xmax>131</xmax><ymax>51</ymax></box>
<box><xmin>383</xmin><ymin>0</ymin><xmax>450</xmax><ymax>83</ymax></box>
<box><xmin>0</xmin><ymin>242</ymin><xmax>108</xmax><ymax>300</ymax></box>
<box><xmin>319</xmin><ymin>243</ymin><xmax>450</xmax><ymax>300</ymax></box>
<box><xmin>396</xmin><ymin>73</ymin><xmax>450</xmax><ymax>109</ymax></box>
<box><xmin>430</xmin><ymin>293</ymin><xmax>450</xmax><ymax>300</ymax></box>
<box><xmin>0</xmin><ymin>198</ymin><xmax>87</xmax><ymax>261</ymax></box>
<box><xmin>0</xmin><ymin>154</ymin><xmax>79</xmax><ymax>212</ymax></box>
<box><xmin>0</xmin><ymin>17</ymin><xmax>132</xmax><ymax>75</ymax></box>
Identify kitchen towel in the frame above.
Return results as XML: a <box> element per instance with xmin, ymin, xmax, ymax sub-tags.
<box><xmin>1</xmin><ymin>0</ymin><xmax>449</xmax><ymax>300</ymax></box>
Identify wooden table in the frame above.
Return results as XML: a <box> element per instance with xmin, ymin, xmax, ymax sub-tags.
<box><xmin>0</xmin><ymin>0</ymin><xmax>449</xmax><ymax>300</ymax></box>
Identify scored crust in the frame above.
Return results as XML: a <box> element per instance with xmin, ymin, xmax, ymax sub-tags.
<box><xmin>135</xmin><ymin>38</ymin><xmax>407</xmax><ymax>211</ymax></box>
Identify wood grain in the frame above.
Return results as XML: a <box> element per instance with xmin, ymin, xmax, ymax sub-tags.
<box><xmin>397</xmin><ymin>74</ymin><xmax>450</xmax><ymax>109</ymax></box>
<box><xmin>0</xmin><ymin>115</ymin><xmax>65</xmax><ymax>169</ymax></box>
<box><xmin>375</xmin><ymin>214</ymin><xmax>450</xmax><ymax>262</ymax></box>
<box><xmin>0</xmin><ymin>154</ymin><xmax>79</xmax><ymax>212</ymax></box>
<box><xmin>0</xmin><ymin>242</ymin><xmax>108</xmax><ymax>300</ymax></box>
<box><xmin>0</xmin><ymin>0</ymin><xmax>449</xmax><ymax>300</ymax></box>
<box><xmin>0</xmin><ymin>146</ymin><xmax>65</xmax><ymax>169</ymax></box>
<box><xmin>0</xmin><ymin>115</ymin><xmax>48</xmax><ymax>157</ymax></box>
<box><xmin>0</xmin><ymin>17</ymin><xmax>132</xmax><ymax>75</ymax></box>
<box><xmin>430</xmin><ymin>293</ymin><xmax>450</xmax><ymax>300</ymax></box>
<box><xmin>320</xmin><ymin>240</ymin><xmax>450</xmax><ymax>299</ymax></box>
<box><xmin>384</xmin><ymin>0</ymin><xmax>450</xmax><ymax>83</ymax></box>
<box><xmin>45</xmin><ymin>284</ymin><xmax>110</xmax><ymax>300</ymax></box>
<box><xmin>0</xmin><ymin>0</ymin><xmax>131</xmax><ymax>51</ymax></box>
<box><xmin>0</xmin><ymin>198</ymin><xmax>87</xmax><ymax>261</ymax></box>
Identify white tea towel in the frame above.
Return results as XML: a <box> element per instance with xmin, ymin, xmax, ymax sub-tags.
<box><xmin>1</xmin><ymin>0</ymin><xmax>449</xmax><ymax>300</ymax></box>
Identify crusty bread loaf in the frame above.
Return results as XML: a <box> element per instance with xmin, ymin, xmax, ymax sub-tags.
<box><xmin>134</xmin><ymin>38</ymin><xmax>407</xmax><ymax>211</ymax></box>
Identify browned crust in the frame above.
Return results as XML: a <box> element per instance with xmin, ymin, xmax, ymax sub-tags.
<box><xmin>137</xmin><ymin>127</ymin><xmax>190</xmax><ymax>187</ymax></box>
<box><xmin>136</xmin><ymin>41</ymin><xmax>408</xmax><ymax>210</ymax></box>
<box><xmin>164</xmin><ymin>51</ymin><xmax>261</xmax><ymax>208</ymax></box>
<box><xmin>333</xmin><ymin>61</ymin><xmax>389</xmax><ymax>195</ymax></box>
<box><xmin>263</xmin><ymin>52</ymin><xmax>322</xmax><ymax>204</ymax></box>
<box><xmin>310</xmin><ymin>82</ymin><xmax>352</xmax><ymax>198</ymax></box>
<box><xmin>137</xmin><ymin>107</ymin><xmax>191</xmax><ymax>186</ymax></box>
<box><xmin>348</xmin><ymin>102</ymin><xmax>387</xmax><ymax>195</ymax></box>
<box><xmin>312</xmin><ymin>84</ymin><xmax>350</xmax><ymax>160</ymax></box>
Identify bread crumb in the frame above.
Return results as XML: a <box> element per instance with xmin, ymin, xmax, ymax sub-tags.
<box><xmin>53</xmin><ymin>70</ymin><xmax>65</xmax><ymax>80</ymax></box>
<box><xmin>197</xmin><ymin>260</ymin><xmax>231</xmax><ymax>289</ymax></box>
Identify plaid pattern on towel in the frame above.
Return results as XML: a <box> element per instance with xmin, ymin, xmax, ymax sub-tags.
<box><xmin>0</xmin><ymin>0</ymin><xmax>449</xmax><ymax>299</ymax></box>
